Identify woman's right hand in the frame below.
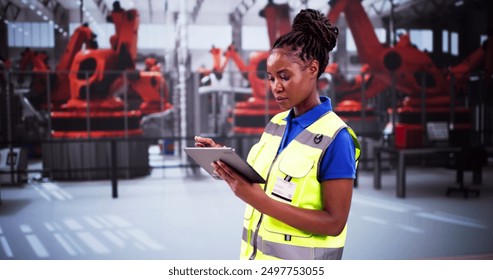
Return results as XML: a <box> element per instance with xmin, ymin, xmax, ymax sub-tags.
<box><xmin>194</xmin><ymin>136</ymin><xmax>222</xmax><ymax>148</ymax></box>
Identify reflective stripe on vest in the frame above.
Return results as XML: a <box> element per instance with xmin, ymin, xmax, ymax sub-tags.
<box><xmin>242</xmin><ymin>227</ymin><xmax>344</xmax><ymax>260</ymax></box>
<box><xmin>241</xmin><ymin>110</ymin><xmax>360</xmax><ymax>260</ymax></box>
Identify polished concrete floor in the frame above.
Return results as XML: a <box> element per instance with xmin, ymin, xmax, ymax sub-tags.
<box><xmin>1</xmin><ymin>147</ymin><xmax>492</xmax><ymax>260</ymax></box>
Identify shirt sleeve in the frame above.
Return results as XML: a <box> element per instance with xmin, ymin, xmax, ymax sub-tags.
<box><xmin>318</xmin><ymin>128</ymin><xmax>357</xmax><ymax>181</ymax></box>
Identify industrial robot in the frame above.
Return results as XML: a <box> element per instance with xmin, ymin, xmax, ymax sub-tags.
<box><xmin>51</xmin><ymin>1</ymin><xmax>171</xmax><ymax>138</ymax></box>
<box><xmin>40</xmin><ymin>1</ymin><xmax>172</xmax><ymax>180</ymax></box>
<box><xmin>326</xmin><ymin>0</ymin><xmax>490</xmax><ymax>148</ymax></box>
<box><xmin>198</xmin><ymin>1</ymin><xmax>291</xmax><ymax>135</ymax></box>
<box><xmin>17</xmin><ymin>48</ymin><xmax>52</xmax><ymax>109</ymax></box>
<box><xmin>16</xmin><ymin>23</ymin><xmax>98</xmax><ymax>111</ymax></box>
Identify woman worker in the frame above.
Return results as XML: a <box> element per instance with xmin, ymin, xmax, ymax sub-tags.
<box><xmin>195</xmin><ymin>8</ymin><xmax>360</xmax><ymax>260</ymax></box>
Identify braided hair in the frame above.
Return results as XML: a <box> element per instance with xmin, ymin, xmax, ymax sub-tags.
<box><xmin>272</xmin><ymin>9</ymin><xmax>338</xmax><ymax>78</ymax></box>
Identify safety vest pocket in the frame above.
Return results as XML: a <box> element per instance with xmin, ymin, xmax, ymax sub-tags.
<box><xmin>278</xmin><ymin>154</ymin><xmax>314</xmax><ymax>178</ymax></box>
<box><xmin>273</xmin><ymin>152</ymin><xmax>319</xmax><ymax>208</ymax></box>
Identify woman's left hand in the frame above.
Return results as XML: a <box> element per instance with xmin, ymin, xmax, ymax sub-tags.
<box><xmin>212</xmin><ymin>160</ymin><xmax>266</xmax><ymax>206</ymax></box>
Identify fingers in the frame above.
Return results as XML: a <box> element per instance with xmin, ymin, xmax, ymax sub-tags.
<box><xmin>213</xmin><ymin>160</ymin><xmax>243</xmax><ymax>183</ymax></box>
<box><xmin>211</xmin><ymin>161</ymin><xmax>224</xmax><ymax>179</ymax></box>
<box><xmin>194</xmin><ymin>136</ymin><xmax>209</xmax><ymax>147</ymax></box>
<box><xmin>195</xmin><ymin>142</ymin><xmax>208</xmax><ymax>147</ymax></box>
<box><xmin>194</xmin><ymin>136</ymin><xmax>219</xmax><ymax>147</ymax></box>
<box><xmin>213</xmin><ymin>162</ymin><xmax>237</xmax><ymax>188</ymax></box>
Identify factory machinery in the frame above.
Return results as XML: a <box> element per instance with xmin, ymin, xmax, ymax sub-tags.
<box><xmin>4</xmin><ymin>0</ymin><xmax>490</xmax><ymax>182</ymax></box>
<box><xmin>15</xmin><ymin>1</ymin><xmax>172</xmax><ymax>180</ymax></box>
<box><xmin>326</xmin><ymin>0</ymin><xmax>491</xmax><ymax>148</ymax></box>
<box><xmin>198</xmin><ymin>0</ymin><xmax>291</xmax><ymax>135</ymax></box>
<box><xmin>197</xmin><ymin>0</ymin><xmax>490</xmax><ymax>151</ymax></box>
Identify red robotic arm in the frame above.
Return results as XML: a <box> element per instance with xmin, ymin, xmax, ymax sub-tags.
<box><xmin>327</xmin><ymin>0</ymin><xmax>483</xmax><ymax>148</ymax></box>
<box><xmin>65</xmin><ymin>5</ymin><xmax>140</xmax><ymax>109</ymax></box>
<box><xmin>17</xmin><ymin>24</ymin><xmax>99</xmax><ymax>109</ymax></box>
<box><xmin>55</xmin><ymin>23</ymin><xmax>98</xmax><ymax>73</ymax></box>
<box><xmin>260</xmin><ymin>0</ymin><xmax>291</xmax><ymax>49</ymax></box>
<box><xmin>51</xmin><ymin>23</ymin><xmax>98</xmax><ymax>107</ymax></box>
<box><xmin>18</xmin><ymin>48</ymin><xmax>50</xmax><ymax>73</ymax></box>
<box><xmin>328</xmin><ymin>0</ymin><xmax>449</xmax><ymax>103</ymax></box>
<box><xmin>51</xmin><ymin>1</ymin><xmax>171</xmax><ymax>139</ymax></box>
<box><xmin>107</xmin><ymin>1</ymin><xmax>139</xmax><ymax>69</ymax></box>
<box><xmin>17</xmin><ymin>48</ymin><xmax>51</xmax><ymax>109</ymax></box>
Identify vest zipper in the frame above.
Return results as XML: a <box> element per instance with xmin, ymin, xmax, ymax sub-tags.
<box><xmin>249</xmin><ymin>154</ymin><xmax>278</xmax><ymax>260</ymax></box>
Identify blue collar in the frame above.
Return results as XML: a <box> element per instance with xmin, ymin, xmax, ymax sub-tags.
<box><xmin>283</xmin><ymin>96</ymin><xmax>333</xmax><ymax>128</ymax></box>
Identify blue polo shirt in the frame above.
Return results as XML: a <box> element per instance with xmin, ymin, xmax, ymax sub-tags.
<box><xmin>278</xmin><ymin>96</ymin><xmax>356</xmax><ymax>181</ymax></box>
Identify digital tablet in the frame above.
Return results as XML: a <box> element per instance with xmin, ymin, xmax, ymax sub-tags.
<box><xmin>183</xmin><ymin>147</ymin><xmax>266</xmax><ymax>184</ymax></box>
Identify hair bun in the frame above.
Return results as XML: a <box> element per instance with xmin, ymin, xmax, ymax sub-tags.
<box><xmin>292</xmin><ymin>9</ymin><xmax>317</xmax><ymax>32</ymax></box>
<box><xmin>292</xmin><ymin>9</ymin><xmax>338</xmax><ymax>51</ymax></box>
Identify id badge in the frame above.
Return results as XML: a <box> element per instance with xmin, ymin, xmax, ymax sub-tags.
<box><xmin>272</xmin><ymin>177</ymin><xmax>297</xmax><ymax>202</ymax></box>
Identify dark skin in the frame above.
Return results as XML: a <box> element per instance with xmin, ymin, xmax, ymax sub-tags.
<box><xmin>195</xmin><ymin>47</ymin><xmax>353</xmax><ymax>236</ymax></box>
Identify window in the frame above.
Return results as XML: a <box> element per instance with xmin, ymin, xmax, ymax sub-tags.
<box><xmin>451</xmin><ymin>32</ymin><xmax>458</xmax><ymax>56</ymax></box>
<box><xmin>346</xmin><ymin>28</ymin><xmax>356</xmax><ymax>52</ymax></box>
<box><xmin>347</xmin><ymin>28</ymin><xmax>388</xmax><ymax>51</ymax></box>
<box><xmin>189</xmin><ymin>25</ymin><xmax>231</xmax><ymax>50</ymax></box>
<box><xmin>242</xmin><ymin>26</ymin><xmax>269</xmax><ymax>51</ymax></box>
<box><xmin>375</xmin><ymin>28</ymin><xmax>387</xmax><ymax>44</ymax></box>
<box><xmin>409</xmin><ymin>29</ymin><xmax>433</xmax><ymax>52</ymax></box>
<box><xmin>7</xmin><ymin>22</ymin><xmax>55</xmax><ymax>47</ymax></box>
<box><xmin>442</xmin><ymin>30</ymin><xmax>449</xmax><ymax>53</ymax></box>
<box><xmin>138</xmin><ymin>24</ymin><xmax>174</xmax><ymax>50</ymax></box>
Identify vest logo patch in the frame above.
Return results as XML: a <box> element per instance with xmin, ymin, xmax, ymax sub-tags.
<box><xmin>314</xmin><ymin>134</ymin><xmax>323</xmax><ymax>144</ymax></box>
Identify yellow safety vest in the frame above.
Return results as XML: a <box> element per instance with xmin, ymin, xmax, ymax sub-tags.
<box><xmin>240</xmin><ymin>110</ymin><xmax>360</xmax><ymax>260</ymax></box>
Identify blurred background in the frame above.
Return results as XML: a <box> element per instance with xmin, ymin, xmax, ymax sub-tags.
<box><xmin>0</xmin><ymin>0</ymin><xmax>492</xmax><ymax>260</ymax></box>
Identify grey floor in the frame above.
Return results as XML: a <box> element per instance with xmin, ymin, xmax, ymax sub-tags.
<box><xmin>1</xmin><ymin>146</ymin><xmax>492</xmax><ymax>260</ymax></box>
